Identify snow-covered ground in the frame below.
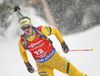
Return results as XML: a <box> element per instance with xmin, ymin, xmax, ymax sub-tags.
<box><xmin>0</xmin><ymin>7</ymin><xmax>100</xmax><ymax>76</ymax></box>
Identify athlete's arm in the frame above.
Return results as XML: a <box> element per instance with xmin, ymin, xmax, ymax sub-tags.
<box><xmin>18</xmin><ymin>39</ymin><xmax>29</xmax><ymax>63</ymax></box>
<box><xmin>41</xmin><ymin>26</ymin><xmax>64</xmax><ymax>43</ymax></box>
<box><xmin>42</xmin><ymin>26</ymin><xmax>69</xmax><ymax>53</ymax></box>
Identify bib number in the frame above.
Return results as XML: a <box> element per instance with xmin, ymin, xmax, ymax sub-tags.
<box><xmin>34</xmin><ymin>49</ymin><xmax>44</xmax><ymax>55</ymax></box>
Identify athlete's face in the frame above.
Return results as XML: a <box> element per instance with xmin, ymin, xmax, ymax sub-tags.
<box><xmin>21</xmin><ymin>24</ymin><xmax>33</xmax><ymax>36</ymax></box>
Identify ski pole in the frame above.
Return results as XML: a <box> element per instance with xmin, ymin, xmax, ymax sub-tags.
<box><xmin>14</xmin><ymin>6</ymin><xmax>24</xmax><ymax>17</ymax></box>
<box><xmin>69</xmin><ymin>48</ymin><xmax>93</xmax><ymax>51</ymax></box>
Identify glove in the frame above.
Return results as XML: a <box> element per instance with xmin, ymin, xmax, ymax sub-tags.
<box><xmin>24</xmin><ymin>62</ymin><xmax>34</xmax><ymax>73</ymax></box>
<box><xmin>61</xmin><ymin>41</ymin><xmax>69</xmax><ymax>53</ymax></box>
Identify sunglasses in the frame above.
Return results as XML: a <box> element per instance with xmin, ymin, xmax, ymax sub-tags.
<box><xmin>21</xmin><ymin>25</ymin><xmax>31</xmax><ymax>30</ymax></box>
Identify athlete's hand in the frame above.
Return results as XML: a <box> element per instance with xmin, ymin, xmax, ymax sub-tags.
<box><xmin>61</xmin><ymin>41</ymin><xmax>69</xmax><ymax>53</ymax></box>
<box><xmin>24</xmin><ymin>62</ymin><xmax>34</xmax><ymax>73</ymax></box>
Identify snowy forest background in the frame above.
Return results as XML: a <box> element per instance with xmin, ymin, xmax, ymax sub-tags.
<box><xmin>0</xmin><ymin>0</ymin><xmax>100</xmax><ymax>36</ymax></box>
<box><xmin>0</xmin><ymin>0</ymin><xmax>100</xmax><ymax>76</ymax></box>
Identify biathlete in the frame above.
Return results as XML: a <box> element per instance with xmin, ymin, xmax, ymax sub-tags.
<box><xmin>18</xmin><ymin>17</ymin><xmax>88</xmax><ymax>76</ymax></box>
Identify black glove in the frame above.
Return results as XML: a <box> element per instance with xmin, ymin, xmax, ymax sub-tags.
<box><xmin>61</xmin><ymin>41</ymin><xmax>69</xmax><ymax>53</ymax></box>
<box><xmin>24</xmin><ymin>62</ymin><xmax>34</xmax><ymax>73</ymax></box>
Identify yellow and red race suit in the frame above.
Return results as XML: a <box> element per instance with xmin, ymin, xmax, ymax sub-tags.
<box><xmin>20</xmin><ymin>26</ymin><xmax>53</xmax><ymax>62</ymax></box>
<box><xmin>18</xmin><ymin>26</ymin><xmax>86</xmax><ymax>76</ymax></box>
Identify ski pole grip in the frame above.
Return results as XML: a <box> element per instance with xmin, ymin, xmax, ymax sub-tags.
<box><xmin>14</xmin><ymin>6</ymin><xmax>20</xmax><ymax>12</ymax></box>
<box><xmin>14</xmin><ymin>6</ymin><xmax>23</xmax><ymax>17</ymax></box>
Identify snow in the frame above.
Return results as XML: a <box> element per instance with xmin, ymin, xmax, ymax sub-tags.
<box><xmin>0</xmin><ymin>7</ymin><xmax>100</xmax><ymax>76</ymax></box>
<box><xmin>0</xmin><ymin>0</ymin><xmax>3</xmax><ymax>3</ymax></box>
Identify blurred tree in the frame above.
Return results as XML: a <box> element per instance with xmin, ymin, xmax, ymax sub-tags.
<box><xmin>0</xmin><ymin>0</ymin><xmax>12</xmax><ymax>35</ymax></box>
<box><xmin>32</xmin><ymin>0</ymin><xmax>100</xmax><ymax>34</ymax></box>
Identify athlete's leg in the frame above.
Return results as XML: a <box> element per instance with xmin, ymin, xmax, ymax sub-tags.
<box><xmin>36</xmin><ymin>51</ymin><xmax>87</xmax><ymax>76</ymax></box>
<box><xmin>54</xmin><ymin>55</ymin><xmax>87</xmax><ymax>76</ymax></box>
<box><xmin>48</xmin><ymin>51</ymin><xmax>87</xmax><ymax>76</ymax></box>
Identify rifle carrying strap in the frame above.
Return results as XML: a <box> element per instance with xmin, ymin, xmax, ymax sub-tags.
<box><xmin>24</xmin><ymin>26</ymin><xmax>48</xmax><ymax>50</ymax></box>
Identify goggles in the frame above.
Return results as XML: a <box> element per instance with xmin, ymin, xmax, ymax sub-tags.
<box><xmin>21</xmin><ymin>25</ymin><xmax>31</xmax><ymax>30</ymax></box>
